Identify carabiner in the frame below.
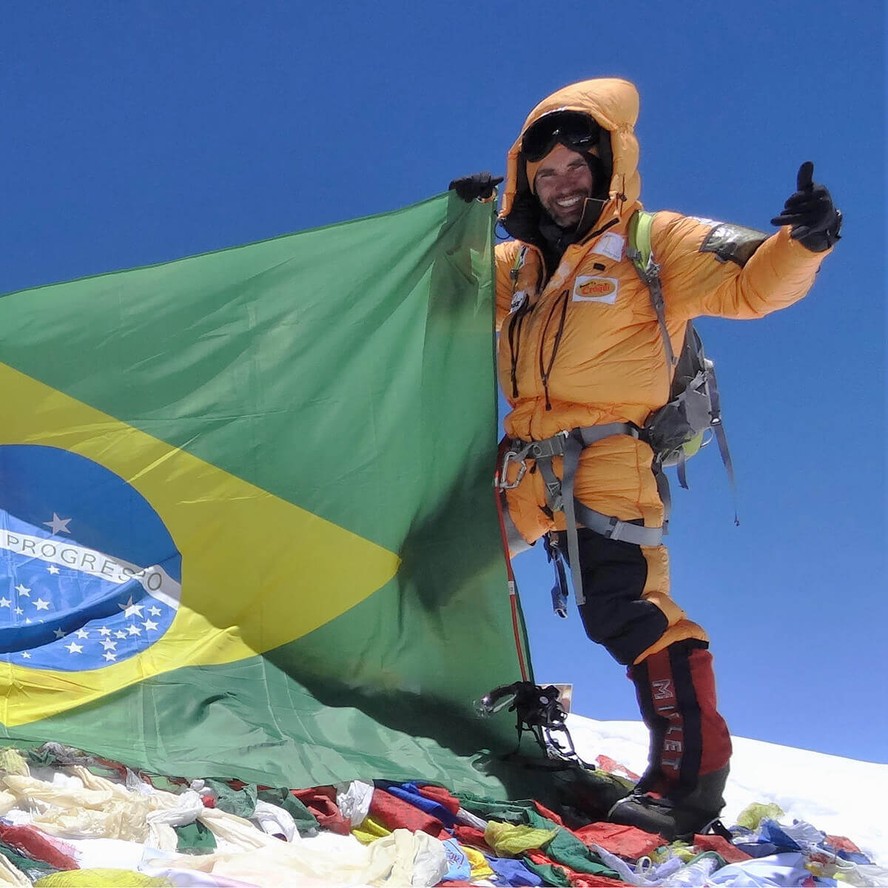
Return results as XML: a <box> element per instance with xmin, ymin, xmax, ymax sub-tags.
<box><xmin>498</xmin><ymin>448</ymin><xmax>527</xmax><ymax>490</ymax></box>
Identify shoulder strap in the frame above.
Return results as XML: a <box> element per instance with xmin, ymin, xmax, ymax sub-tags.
<box><xmin>627</xmin><ymin>210</ymin><xmax>677</xmax><ymax>377</ymax></box>
<box><xmin>628</xmin><ymin>208</ymin><xmax>655</xmax><ymax>268</ymax></box>
<box><xmin>510</xmin><ymin>245</ymin><xmax>527</xmax><ymax>281</ymax></box>
<box><xmin>630</xmin><ymin>214</ymin><xmax>740</xmax><ymax>523</ymax></box>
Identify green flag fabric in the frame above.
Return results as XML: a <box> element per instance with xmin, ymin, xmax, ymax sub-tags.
<box><xmin>0</xmin><ymin>194</ymin><xmax>533</xmax><ymax>793</ymax></box>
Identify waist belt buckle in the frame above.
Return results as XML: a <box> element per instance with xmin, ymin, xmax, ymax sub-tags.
<box><xmin>529</xmin><ymin>431</ymin><xmax>569</xmax><ymax>460</ymax></box>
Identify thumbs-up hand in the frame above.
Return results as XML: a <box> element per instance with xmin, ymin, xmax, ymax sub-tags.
<box><xmin>770</xmin><ymin>161</ymin><xmax>842</xmax><ymax>252</ymax></box>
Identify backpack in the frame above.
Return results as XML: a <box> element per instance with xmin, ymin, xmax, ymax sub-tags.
<box><xmin>627</xmin><ymin>210</ymin><xmax>737</xmax><ymax>512</ymax></box>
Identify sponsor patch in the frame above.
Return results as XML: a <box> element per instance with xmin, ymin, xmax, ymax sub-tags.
<box><xmin>590</xmin><ymin>232</ymin><xmax>625</xmax><ymax>261</ymax></box>
<box><xmin>573</xmin><ymin>275</ymin><xmax>618</xmax><ymax>304</ymax></box>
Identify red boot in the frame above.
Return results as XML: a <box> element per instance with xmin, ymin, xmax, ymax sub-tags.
<box><xmin>609</xmin><ymin>640</ymin><xmax>732</xmax><ymax>840</ymax></box>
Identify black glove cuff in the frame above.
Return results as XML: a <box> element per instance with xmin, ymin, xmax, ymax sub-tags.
<box><xmin>798</xmin><ymin>209</ymin><xmax>843</xmax><ymax>253</ymax></box>
<box><xmin>448</xmin><ymin>172</ymin><xmax>503</xmax><ymax>203</ymax></box>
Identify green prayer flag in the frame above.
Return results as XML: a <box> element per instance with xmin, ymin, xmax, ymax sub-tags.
<box><xmin>0</xmin><ymin>194</ymin><xmax>533</xmax><ymax>792</ymax></box>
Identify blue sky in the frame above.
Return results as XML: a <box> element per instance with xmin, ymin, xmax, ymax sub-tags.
<box><xmin>2</xmin><ymin>2</ymin><xmax>884</xmax><ymax>763</ymax></box>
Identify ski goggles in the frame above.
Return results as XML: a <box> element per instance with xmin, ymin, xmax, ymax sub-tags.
<box><xmin>521</xmin><ymin>111</ymin><xmax>600</xmax><ymax>162</ymax></box>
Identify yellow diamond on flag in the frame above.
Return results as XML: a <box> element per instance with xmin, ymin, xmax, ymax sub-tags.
<box><xmin>0</xmin><ymin>363</ymin><xmax>400</xmax><ymax>726</ymax></box>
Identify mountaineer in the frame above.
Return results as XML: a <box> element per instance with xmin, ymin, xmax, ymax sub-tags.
<box><xmin>450</xmin><ymin>77</ymin><xmax>841</xmax><ymax>839</ymax></box>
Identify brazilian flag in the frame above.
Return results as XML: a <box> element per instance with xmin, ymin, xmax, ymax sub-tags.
<box><xmin>0</xmin><ymin>194</ymin><xmax>533</xmax><ymax>792</ymax></box>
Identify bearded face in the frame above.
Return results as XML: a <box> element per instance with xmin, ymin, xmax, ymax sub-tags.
<box><xmin>532</xmin><ymin>143</ymin><xmax>596</xmax><ymax>228</ymax></box>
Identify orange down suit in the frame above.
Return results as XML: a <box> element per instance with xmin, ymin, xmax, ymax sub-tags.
<box><xmin>495</xmin><ymin>79</ymin><xmax>830</xmax><ymax>664</ymax></box>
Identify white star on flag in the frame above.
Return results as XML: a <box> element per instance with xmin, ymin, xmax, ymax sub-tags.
<box><xmin>98</xmin><ymin>627</ymin><xmax>112</xmax><ymax>637</ymax></box>
<box><xmin>75</xmin><ymin>629</ymin><xmax>89</xmax><ymax>639</ymax></box>
<box><xmin>103</xmin><ymin>652</ymin><xmax>117</xmax><ymax>662</ymax></box>
<box><xmin>143</xmin><ymin>619</ymin><xmax>158</xmax><ymax>632</ymax></box>
<box><xmin>101</xmin><ymin>640</ymin><xmax>117</xmax><ymax>651</ymax></box>
<box><xmin>47</xmin><ymin>565</ymin><xmax>60</xmax><ymax>575</ymax></box>
<box><xmin>15</xmin><ymin>584</ymin><xmax>30</xmax><ymax>596</ymax></box>
<box><xmin>43</xmin><ymin>513</ymin><xmax>72</xmax><ymax>534</ymax></box>
<box><xmin>0</xmin><ymin>598</ymin><xmax>10</xmax><ymax>608</ymax></box>
<box><xmin>53</xmin><ymin>628</ymin><xmax>65</xmax><ymax>639</ymax></box>
<box><xmin>119</xmin><ymin>596</ymin><xmax>144</xmax><ymax>619</ymax></box>
<box><xmin>34</xmin><ymin>599</ymin><xmax>50</xmax><ymax>611</ymax></box>
<box><xmin>14</xmin><ymin>607</ymin><xmax>23</xmax><ymax>616</ymax></box>
<box><xmin>127</xmin><ymin>624</ymin><xmax>142</xmax><ymax>636</ymax></box>
<box><xmin>149</xmin><ymin>606</ymin><xmax>162</xmax><ymax>616</ymax></box>
<box><xmin>21</xmin><ymin>652</ymin><xmax>31</xmax><ymax>659</ymax></box>
<box><xmin>65</xmin><ymin>642</ymin><xmax>83</xmax><ymax>654</ymax></box>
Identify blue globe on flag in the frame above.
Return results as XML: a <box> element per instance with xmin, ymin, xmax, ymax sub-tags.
<box><xmin>0</xmin><ymin>445</ymin><xmax>181</xmax><ymax>670</ymax></box>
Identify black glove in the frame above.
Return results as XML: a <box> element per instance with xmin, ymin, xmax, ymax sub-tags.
<box><xmin>448</xmin><ymin>172</ymin><xmax>503</xmax><ymax>202</ymax></box>
<box><xmin>770</xmin><ymin>161</ymin><xmax>842</xmax><ymax>252</ymax></box>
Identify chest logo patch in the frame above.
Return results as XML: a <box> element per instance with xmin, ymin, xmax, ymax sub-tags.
<box><xmin>573</xmin><ymin>275</ymin><xmax>618</xmax><ymax>304</ymax></box>
<box><xmin>590</xmin><ymin>232</ymin><xmax>625</xmax><ymax>261</ymax></box>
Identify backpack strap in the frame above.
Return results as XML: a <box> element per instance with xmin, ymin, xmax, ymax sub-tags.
<box><xmin>627</xmin><ymin>210</ymin><xmax>680</xmax><ymax>530</ymax></box>
<box><xmin>696</xmin><ymin>362</ymin><xmax>740</xmax><ymax>525</ymax></box>
<box><xmin>629</xmin><ymin>211</ymin><xmax>740</xmax><ymax>525</ymax></box>
<box><xmin>510</xmin><ymin>245</ymin><xmax>527</xmax><ymax>282</ymax></box>
<box><xmin>627</xmin><ymin>210</ymin><xmax>677</xmax><ymax>386</ymax></box>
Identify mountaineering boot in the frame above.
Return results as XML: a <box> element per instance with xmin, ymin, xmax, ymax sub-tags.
<box><xmin>608</xmin><ymin>765</ymin><xmax>729</xmax><ymax>840</ymax></box>
<box><xmin>552</xmin><ymin>761</ymin><xmax>636</xmax><ymax>822</ymax></box>
<box><xmin>610</xmin><ymin>640</ymin><xmax>732</xmax><ymax>839</ymax></box>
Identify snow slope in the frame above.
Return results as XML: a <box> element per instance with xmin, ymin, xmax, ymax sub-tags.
<box><xmin>566</xmin><ymin>714</ymin><xmax>888</xmax><ymax>867</ymax></box>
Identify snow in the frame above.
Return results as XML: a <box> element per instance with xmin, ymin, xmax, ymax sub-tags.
<box><xmin>566</xmin><ymin>713</ymin><xmax>888</xmax><ymax>867</ymax></box>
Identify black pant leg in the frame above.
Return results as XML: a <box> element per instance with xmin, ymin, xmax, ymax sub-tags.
<box><xmin>554</xmin><ymin>527</ymin><xmax>668</xmax><ymax>666</ymax></box>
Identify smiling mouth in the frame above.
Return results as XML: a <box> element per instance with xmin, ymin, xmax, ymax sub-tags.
<box><xmin>556</xmin><ymin>196</ymin><xmax>584</xmax><ymax>208</ymax></box>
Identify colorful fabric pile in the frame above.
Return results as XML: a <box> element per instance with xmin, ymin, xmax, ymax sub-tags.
<box><xmin>0</xmin><ymin>744</ymin><xmax>884</xmax><ymax>887</ymax></box>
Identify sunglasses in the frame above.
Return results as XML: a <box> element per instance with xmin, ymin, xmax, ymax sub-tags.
<box><xmin>521</xmin><ymin>111</ymin><xmax>600</xmax><ymax>162</ymax></box>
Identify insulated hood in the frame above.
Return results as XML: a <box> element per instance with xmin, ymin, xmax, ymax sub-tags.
<box><xmin>500</xmin><ymin>78</ymin><xmax>642</xmax><ymax>228</ymax></box>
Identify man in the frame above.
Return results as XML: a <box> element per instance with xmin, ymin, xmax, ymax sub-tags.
<box><xmin>450</xmin><ymin>77</ymin><xmax>840</xmax><ymax>839</ymax></box>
